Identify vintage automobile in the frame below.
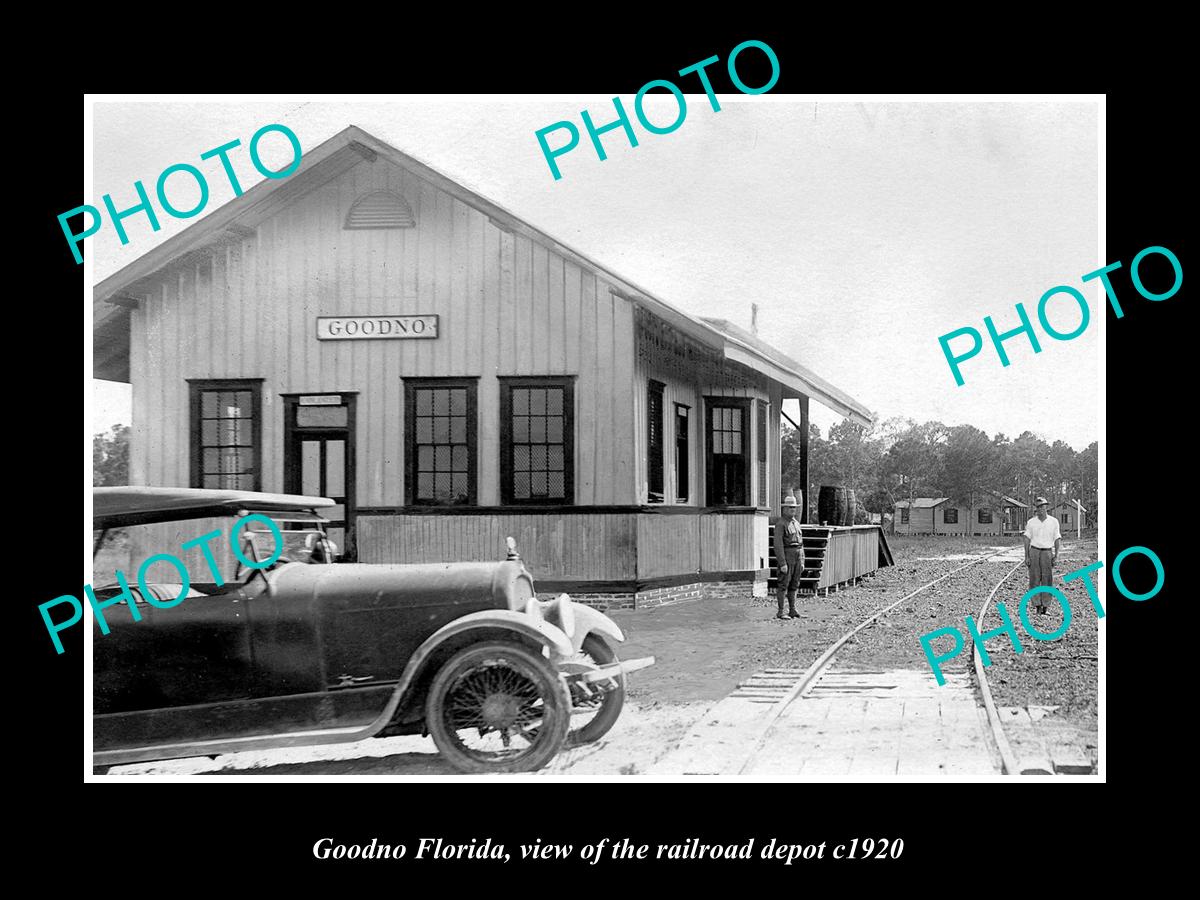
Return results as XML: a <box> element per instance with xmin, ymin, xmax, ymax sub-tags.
<box><xmin>91</xmin><ymin>487</ymin><xmax>653</xmax><ymax>774</ymax></box>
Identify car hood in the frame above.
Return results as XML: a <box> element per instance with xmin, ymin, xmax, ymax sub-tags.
<box><xmin>265</xmin><ymin>559</ymin><xmax>536</xmax><ymax>610</ymax></box>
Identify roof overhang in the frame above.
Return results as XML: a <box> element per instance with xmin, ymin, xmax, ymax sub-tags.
<box><xmin>700</xmin><ymin>318</ymin><xmax>873</xmax><ymax>426</ymax></box>
<box><xmin>721</xmin><ymin>342</ymin><xmax>872</xmax><ymax>426</ymax></box>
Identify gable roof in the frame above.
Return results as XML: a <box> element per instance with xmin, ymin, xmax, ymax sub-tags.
<box><xmin>979</xmin><ymin>489</ymin><xmax>1028</xmax><ymax>508</ymax></box>
<box><xmin>1053</xmin><ymin>499</ymin><xmax>1088</xmax><ymax>512</ymax></box>
<box><xmin>896</xmin><ymin>497</ymin><xmax>949</xmax><ymax>509</ymax></box>
<box><xmin>92</xmin><ymin>126</ymin><xmax>871</xmax><ymax>427</ymax></box>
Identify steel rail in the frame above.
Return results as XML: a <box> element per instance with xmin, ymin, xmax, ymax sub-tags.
<box><xmin>970</xmin><ymin>541</ymin><xmax>1076</xmax><ymax>776</ymax></box>
<box><xmin>970</xmin><ymin>561</ymin><xmax>1025</xmax><ymax>774</ymax></box>
<box><xmin>736</xmin><ymin>546</ymin><xmax>1011</xmax><ymax>775</ymax></box>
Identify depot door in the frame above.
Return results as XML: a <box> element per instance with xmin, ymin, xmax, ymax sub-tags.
<box><xmin>283</xmin><ymin>394</ymin><xmax>356</xmax><ymax>560</ymax></box>
<box><xmin>705</xmin><ymin>399</ymin><xmax>750</xmax><ymax>506</ymax></box>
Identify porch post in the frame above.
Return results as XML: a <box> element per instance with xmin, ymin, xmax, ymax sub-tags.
<box><xmin>799</xmin><ymin>395</ymin><xmax>810</xmax><ymax>524</ymax></box>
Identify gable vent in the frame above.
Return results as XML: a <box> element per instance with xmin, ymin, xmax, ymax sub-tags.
<box><xmin>344</xmin><ymin>191</ymin><xmax>415</xmax><ymax>229</ymax></box>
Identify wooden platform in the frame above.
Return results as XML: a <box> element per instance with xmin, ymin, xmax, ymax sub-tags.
<box><xmin>654</xmin><ymin>667</ymin><xmax>998</xmax><ymax>777</ymax></box>
<box><xmin>768</xmin><ymin>524</ymin><xmax>894</xmax><ymax>595</ymax></box>
<box><xmin>994</xmin><ymin>705</ymin><xmax>1096</xmax><ymax>775</ymax></box>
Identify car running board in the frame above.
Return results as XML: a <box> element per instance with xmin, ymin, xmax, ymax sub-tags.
<box><xmin>573</xmin><ymin>656</ymin><xmax>655</xmax><ymax>683</ymax></box>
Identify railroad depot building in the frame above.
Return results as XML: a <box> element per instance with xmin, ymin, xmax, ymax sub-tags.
<box><xmin>93</xmin><ymin>126</ymin><xmax>873</xmax><ymax>608</ymax></box>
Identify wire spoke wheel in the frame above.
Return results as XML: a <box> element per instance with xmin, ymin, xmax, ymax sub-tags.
<box><xmin>427</xmin><ymin>642</ymin><xmax>570</xmax><ymax>773</ymax></box>
<box><xmin>565</xmin><ymin>634</ymin><xmax>626</xmax><ymax>748</ymax></box>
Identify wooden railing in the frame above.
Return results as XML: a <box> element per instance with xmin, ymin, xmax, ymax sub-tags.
<box><xmin>768</xmin><ymin>524</ymin><xmax>886</xmax><ymax>593</ymax></box>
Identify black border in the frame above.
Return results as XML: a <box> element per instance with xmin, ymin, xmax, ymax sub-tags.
<box><xmin>33</xmin><ymin>21</ymin><xmax>1192</xmax><ymax>879</ymax></box>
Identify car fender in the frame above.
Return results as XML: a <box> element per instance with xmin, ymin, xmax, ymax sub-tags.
<box><xmin>380</xmin><ymin>609</ymin><xmax>574</xmax><ymax>727</ymax></box>
<box><xmin>418</xmin><ymin>609</ymin><xmax>574</xmax><ymax>660</ymax></box>
<box><xmin>568</xmin><ymin>604</ymin><xmax>625</xmax><ymax>654</ymax></box>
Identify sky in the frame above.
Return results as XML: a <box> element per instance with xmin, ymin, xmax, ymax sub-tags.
<box><xmin>89</xmin><ymin>98</ymin><xmax>1099</xmax><ymax>449</ymax></box>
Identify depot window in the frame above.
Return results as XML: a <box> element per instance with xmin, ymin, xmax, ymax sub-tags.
<box><xmin>944</xmin><ymin>507</ymin><xmax>959</xmax><ymax>524</ymax></box>
<box><xmin>647</xmin><ymin>381</ymin><xmax>665</xmax><ymax>503</ymax></box>
<box><xmin>189</xmin><ymin>379</ymin><xmax>263</xmax><ymax>491</ymax></box>
<box><xmin>500</xmin><ymin>377</ymin><xmax>574</xmax><ymax>505</ymax></box>
<box><xmin>405</xmin><ymin>379</ymin><xmax>477</xmax><ymax>506</ymax></box>
<box><xmin>978</xmin><ymin>508</ymin><xmax>993</xmax><ymax>524</ymax></box>
<box><xmin>705</xmin><ymin>398</ymin><xmax>750</xmax><ymax>506</ymax></box>
<box><xmin>901</xmin><ymin>507</ymin><xmax>910</xmax><ymax>524</ymax></box>
<box><xmin>675</xmin><ymin>404</ymin><xmax>690</xmax><ymax>503</ymax></box>
<box><xmin>756</xmin><ymin>400</ymin><xmax>769</xmax><ymax>508</ymax></box>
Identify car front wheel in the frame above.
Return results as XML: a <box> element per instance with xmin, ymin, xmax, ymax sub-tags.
<box><xmin>426</xmin><ymin>642</ymin><xmax>571</xmax><ymax>774</ymax></box>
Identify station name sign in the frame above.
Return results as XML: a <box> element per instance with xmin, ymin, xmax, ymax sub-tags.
<box><xmin>316</xmin><ymin>314</ymin><xmax>438</xmax><ymax>340</ymax></box>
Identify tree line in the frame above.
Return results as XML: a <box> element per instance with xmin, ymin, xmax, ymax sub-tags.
<box><xmin>781</xmin><ymin>418</ymin><xmax>1098</xmax><ymax>525</ymax></box>
<box><xmin>93</xmin><ymin>424</ymin><xmax>130</xmax><ymax>486</ymax></box>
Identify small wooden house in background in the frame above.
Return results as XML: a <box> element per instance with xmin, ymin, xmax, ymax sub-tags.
<box><xmin>983</xmin><ymin>491</ymin><xmax>1028</xmax><ymax>535</ymax></box>
<box><xmin>1050</xmin><ymin>499</ymin><xmax>1088</xmax><ymax>535</ymax></box>
<box><xmin>894</xmin><ymin>498</ymin><xmax>949</xmax><ymax>534</ymax></box>
<box><xmin>894</xmin><ymin>492</ymin><xmax>1027</xmax><ymax>536</ymax></box>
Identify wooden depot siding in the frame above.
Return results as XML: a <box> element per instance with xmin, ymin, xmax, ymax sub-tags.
<box><xmin>636</xmin><ymin>513</ymin><xmax>700</xmax><ymax>578</ymax></box>
<box><xmin>629</xmin><ymin>314</ymin><xmax>776</xmax><ymax>574</ymax></box>
<box><xmin>359</xmin><ymin>508</ymin><xmax>763</xmax><ymax>583</ymax></box>
<box><xmin>632</xmin><ymin>359</ymin><xmax>700</xmax><ymax>506</ymax></box>
<box><xmin>699</xmin><ymin>510</ymin><xmax>761</xmax><ymax>572</ymax></box>
<box><xmin>358</xmin><ymin>512</ymin><xmax>637</xmax><ymax>580</ymax></box>
<box><xmin>129</xmin><ymin>155</ymin><xmax>637</xmax><ymax>508</ymax></box>
<box><xmin>631</xmin><ymin>313</ymin><xmax>774</xmax><ymax>509</ymax></box>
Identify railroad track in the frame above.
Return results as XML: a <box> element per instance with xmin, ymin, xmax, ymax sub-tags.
<box><xmin>970</xmin><ymin>559</ymin><xmax>1025</xmax><ymax>774</ymax></box>
<box><xmin>735</xmin><ymin>545</ymin><xmax>1020</xmax><ymax>776</ymax></box>
<box><xmin>970</xmin><ymin>539</ymin><xmax>1092</xmax><ymax>775</ymax></box>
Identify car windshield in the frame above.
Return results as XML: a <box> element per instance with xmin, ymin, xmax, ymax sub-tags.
<box><xmin>92</xmin><ymin>512</ymin><xmax>335</xmax><ymax>588</ymax></box>
<box><xmin>241</xmin><ymin>517</ymin><xmax>337</xmax><ymax>566</ymax></box>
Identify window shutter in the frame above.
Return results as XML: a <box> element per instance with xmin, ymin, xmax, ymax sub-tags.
<box><xmin>647</xmin><ymin>382</ymin><xmax>665</xmax><ymax>501</ymax></box>
<box><xmin>756</xmin><ymin>400</ymin><xmax>768</xmax><ymax>507</ymax></box>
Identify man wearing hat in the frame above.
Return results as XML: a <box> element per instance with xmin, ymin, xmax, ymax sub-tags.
<box><xmin>773</xmin><ymin>492</ymin><xmax>805</xmax><ymax>620</ymax></box>
<box><xmin>1023</xmin><ymin>497</ymin><xmax>1062</xmax><ymax>613</ymax></box>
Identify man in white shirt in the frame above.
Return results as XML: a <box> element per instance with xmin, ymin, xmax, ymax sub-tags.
<box><xmin>1023</xmin><ymin>497</ymin><xmax>1062</xmax><ymax>613</ymax></box>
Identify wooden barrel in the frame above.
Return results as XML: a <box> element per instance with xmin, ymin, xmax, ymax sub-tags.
<box><xmin>844</xmin><ymin>489</ymin><xmax>857</xmax><ymax>525</ymax></box>
<box><xmin>818</xmin><ymin>486</ymin><xmax>847</xmax><ymax>526</ymax></box>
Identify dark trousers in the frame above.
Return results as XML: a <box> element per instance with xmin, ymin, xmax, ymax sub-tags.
<box><xmin>777</xmin><ymin>547</ymin><xmax>804</xmax><ymax>611</ymax></box>
<box><xmin>1028</xmin><ymin>547</ymin><xmax>1054</xmax><ymax>589</ymax></box>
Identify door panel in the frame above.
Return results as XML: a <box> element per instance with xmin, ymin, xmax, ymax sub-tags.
<box><xmin>301</xmin><ymin>440</ymin><xmax>321</xmax><ymax>495</ymax></box>
<box><xmin>284</xmin><ymin>395</ymin><xmax>356</xmax><ymax>560</ymax></box>
<box><xmin>706</xmin><ymin>401</ymin><xmax>750</xmax><ymax>506</ymax></box>
<box><xmin>93</xmin><ymin>585</ymin><xmax>254</xmax><ymax>715</ymax></box>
